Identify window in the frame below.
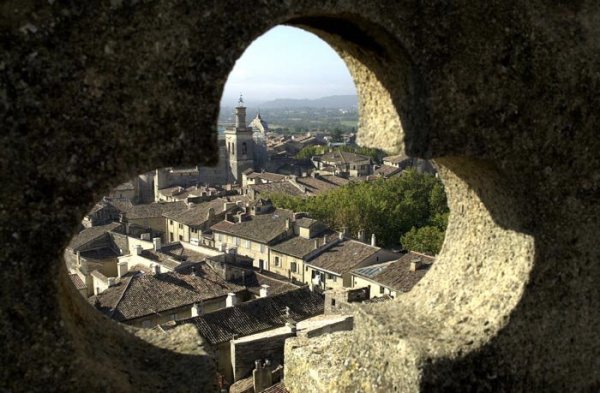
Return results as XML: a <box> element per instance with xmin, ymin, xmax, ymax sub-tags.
<box><xmin>179</xmin><ymin>235</ymin><xmax>183</xmax><ymax>241</ymax></box>
<box><xmin>169</xmin><ymin>313</ymin><xmax>177</xmax><ymax>321</ymax></box>
<box><xmin>217</xmin><ymin>233</ymin><xmax>222</xmax><ymax>242</ymax></box>
<box><xmin>178</xmin><ymin>223</ymin><xmax>183</xmax><ymax>229</ymax></box>
<box><xmin>169</xmin><ymin>220</ymin><xmax>173</xmax><ymax>225</ymax></box>
<box><xmin>305</xmin><ymin>266</ymin><xmax>309</xmax><ymax>272</ymax></box>
<box><xmin>245</xmin><ymin>239</ymin><xmax>251</xmax><ymax>249</ymax></box>
<box><xmin>290</xmin><ymin>261</ymin><xmax>297</xmax><ymax>273</ymax></box>
<box><xmin>332</xmin><ymin>275</ymin><xmax>337</xmax><ymax>282</ymax></box>
<box><xmin>260</xmin><ymin>244</ymin><xmax>266</xmax><ymax>253</ymax></box>
<box><xmin>331</xmin><ymin>299</ymin><xmax>336</xmax><ymax>306</ymax></box>
<box><xmin>380</xmin><ymin>285</ymin><xmax>385</xmax><ymax>294</ymax></box>
<box><xmin>275</xmin><ymin>256</ymin><xmax>280</xmax><ymax>267</ymax></box>
<box><xmin>169</xmin><ymin>232</ymin><xmax>174</xmax><ymax>242</ymax></box>
<box><xmin>232</xmin><ymin>142</ymin><xmax>235</xmax><ymax>155</ymax></box>
<box><xmin>234</xmin><ymin>237</ymin><xmax>240</xmax><ymax>246</ymax></box>
<box><xmin>242</xmin><ymin>142</ymin><xmax>247</xmax><ymax>155</ymax></box>
<box><xmin>191</xmin><ymin>228</ymin><xmax>197</xmax><ymax>233</ymax></box>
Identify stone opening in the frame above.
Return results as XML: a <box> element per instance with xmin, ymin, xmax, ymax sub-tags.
<box><xmin>3</xmin><ymin>2</ymin><xmax>569</xmax><ymax>390</ymax></box>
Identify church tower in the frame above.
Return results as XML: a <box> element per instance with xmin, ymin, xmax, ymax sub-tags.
<box><xmin>224</xmin><ymin>95</ymin><xmax>255</xmax><ymax>183</ymax></box>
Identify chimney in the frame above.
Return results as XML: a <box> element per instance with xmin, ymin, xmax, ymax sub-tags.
<box><xmin>191</xmin><ymin>266</ymin><xmax>197</xmax><ymax>276</ymax></box>
<box><xmin>191</xmin><ymin>302</ymin><xmax>203</xmax><ymax>317</ymax></box>
<box><xmin>107</xmin><ymin>277</ymin><xmax>116</xmax><ymax>287</ymax></box>
<box><xmin>76</xmin><ymin>251</ymin><xmax>81</xmax><ymax>266</ymax></box>
<box><xmin>259</xmin><ymin>284</ymin><xmax>270</xmax><ymax>298</ymax></box>
<box><xmin>357</xmin><ymin>229</ymin><xmax>365</xmax><ymax>243</ymax></box>
<box><xmin>338</xmin><ymin>231</ymin><xmax>344</xmax><ymax>240</ymax></box>
<box><xmin>117</xmin><ymin>261</ymin><xmax>128</xmax><ymax>278</ymax></box>
<box><xmin>285</xmin><ymin>218</ymin><xmax>291</xmax><ymax>230</ymax></box>
<box><xmin>253</xmin><ymin>360</ymin><xmax>273</xmax><ymax>393</ymax></box>
<box><xmin>153</xmin><ymin>263</ymin><xmax>161</xmax><ymax>275</ymax></box>
<box><xmin>371</xmin><ymin>233</ymin><xmax>376</xmax><ymax>247</ymax></box>
<box><xmin>153</xmin><ymin>237</ymin><xmax>162</xmax><ymax>251</ymax></box>
<box><xmin>410</xmin><ymin>258</ymin><xmax>422</xmax><ymax>272</ymax></box>
<box><xmin>314</xmin><ymin>238</ymin><xmax>319</xmax><ymax>250</ymax></box>
<box><xmin>226</xmin><ymin>292</ymin><xmax>238</xmax><ymax>308</ymax></box>
<box><xmin>135</xmin><ymin>245</ymin><xmax>143</xmax><ymax>255</ymax></box>
<box><xmin>323</xmin><ymin>235</ymin><xmax>327</xmax><ymax>245</ymax></box>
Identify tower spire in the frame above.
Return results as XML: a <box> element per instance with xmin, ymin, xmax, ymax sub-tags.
<box><xmin>238</xmin><ymin>93</ymin><xmax>244</xmax><ymax>107</ymax></box>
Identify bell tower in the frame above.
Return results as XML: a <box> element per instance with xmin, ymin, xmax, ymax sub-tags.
<box><xmin>224</xmin><ymin>94</ymin><xmax>255</xmax><ymax>183</ymax></box>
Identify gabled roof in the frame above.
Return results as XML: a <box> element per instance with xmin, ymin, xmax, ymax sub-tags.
<box><xmin>175</xmin><ymin>287</ymin><xmax>323</xmax><ymax>345</ymax></box>
<box><xmin>162</xmin><ymin>198</ymin><xmax>229</xmax><ymax>226</ymax></box>
<box><xmin>382</xmin><ymin>154</ymin><xmax>410</xmax><ymax>164</ymax></box>
<box><xmin>246</xmin><ymin>171</ymin><xmax>286</xmax><ymax>183</ymax></box>
<box><xmin>124</xmin><ymin>202</ymin><xmax>187</xmax><ymax>220</ymax></box>
<box><xmin>89</xmin><ymin>262</ymin><xmax>246</xmax><ymax>322</ymax></box>
<box><xmin>352</xmin><ymin>251</ymin><xmax>434</xmax><ymax>293</ymax></box>
<box><xmin>229</xmin><ymin>271</ymin><xmax>299</xmax><ymax>297</ymax></box>
<box><xmin>210</xmin><ymin>209</ymin><xmax>294</xmax><ymax>244</ymax></box>
<box><xmin>270</xmin><ymin>230</ymin><xmax>338</xmax><ymax>259</ymax></box>
<box><xmin>373</xmin><ymin>164</ymin><xmax>402</xmax><ymax>178</ymax></box>
<box><xmin>249</xmin><ymin>182</ymin><xmax>305</xmax><ymax>197</ymax></box>
<box><xmin>69</xmin><ymin>274</ymin><xmax>86</xmax><ymax>290</ymax></box>
<box><xmin>67</xmin><ymin>222</ymin><xmax>122</xmax><ymax>251</ymax></box>
<box><xmin>305</xmin><ymin>239</ymin><xmax>381</xmax><ymax>275</ymax></box>
<box><xmin>320</xmin><ymin>150</ymin><xmax>370</xmax><ymax>164</ymax></box>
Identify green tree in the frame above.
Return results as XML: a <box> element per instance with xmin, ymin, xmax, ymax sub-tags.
<box><xmin>331</xmin><ymin>128</ymin><xmax>344</xmax><ymax>142</ymax></box>
<box><xmin>267</xmin><ymin>169</ymin><xmax>449</xmax><ymax>249</ymax></box>
<box><xmin>295</xmin><ymin>145</ymin><xmax>325</xmax><ymax>159</ymax></box>
<box><xmin>400</xmin><ymin>226</ymin><xmax>446</xmax><ymax>255</ymax></box>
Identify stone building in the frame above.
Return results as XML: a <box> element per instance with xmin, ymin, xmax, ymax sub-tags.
<box><xmin>225</xmin><ymin>96</ymin><xmax>257</xmax><ymax>184</ymax></box>
<box><xmin>304</xmin><ymin>237</ymin><xmax>398</xmax><ymax>291</ymax></box>
<box><xmin>171</xmin><ymin>286</ymin><xmax>324</xmax><ymax>384</ymax></box>
<box><xmin>351</xmin><ymin>251</ymin><xmax>435</xmax><ymax>299</ymax></box>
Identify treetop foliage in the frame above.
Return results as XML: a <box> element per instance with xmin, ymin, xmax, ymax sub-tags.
<box><xmin>266</xmin><ymin>169</ymin><xmax>449</xmax><ymax>254</ymax></box>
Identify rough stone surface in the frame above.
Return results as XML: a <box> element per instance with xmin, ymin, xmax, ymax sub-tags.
<box><xmin>1</xmin><ymin>1</ymin><xmax>599</xmax><ymax>392</ymax></box>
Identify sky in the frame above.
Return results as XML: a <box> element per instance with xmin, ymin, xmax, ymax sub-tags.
<box><xmin>221</xmin><ymin>26</ymin><xmax>356</xmax><ymax>106</ymax></box>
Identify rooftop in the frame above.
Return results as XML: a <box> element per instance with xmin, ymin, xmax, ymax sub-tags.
<box><xmin>352</xmin><ymin>251</ymin><xmax>435</xmax><ymax>293</ymax></box>
<box><xmin>210</xmin><ymin>209</ymin><xmax>294</xmax><ymax>244</ymax></box>
<box><xmin>229</xmin><ymin>271</ymin><xmax>299</xmax><ymax>297</ymax></box>
<box><xmin>320</xmin><ymin>150</ymin><xmax>371</xmax><ymax>164</ymax></box>
<box><xmin>124</xmin><ymin>202</ymin><xmax>187</xmax><ymax>220</ymax></box>
<box><xmin>246</xmin><ymin>171</ymin><xmax>287</xmax><ymax>183</ymax></box>
<box><xmin>89</xmin><ymin>262</ymin><xmax>246</xmax><ymax>322</ymax></box>
<box><xmin>162</xmin><ymin>197</ymin><xmax>231</xmax><ymax>226</ymax></box>
<box><xmin>67</xmin><ymin>222</ymin><xmax>122</xmax><ymax>251</ymax></box>
<box><xmin>270</xmin><ymin>230</ymin><xmax>338</xmax><ymax>259</ymax></box>
<box><xmin>382</xmin><ymin>154</ymin><xmax>410</xmax><ymax>164</ymax></box>
<box><xmin>306</xmin><ymin>239</ymin><xmax>381</xmax><ymax>275</ymax></box>
<box><xmin>174</xmin><ymin>287</ymin><xmax>324</xmax><ymax>345</ymax></box>
<box><xmin>373</xmin><ymin>164</ymin><xmax>402</xmax><ymax>178</ymax></box>
<box><xmin>69</xmin><ymin>274</ymin><xmax>86</xmax><ymax>290</ymax></box>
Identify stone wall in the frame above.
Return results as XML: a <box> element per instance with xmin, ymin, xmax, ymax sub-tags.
<box><xmin>1</xmin><ymin>1</ymin><xmax>599</xmax><ymax>392</ymax></box>
<box><xmin>231</xmin><ymin>330</ymin><xmax>295</xmax><ymax>382</ymax></box>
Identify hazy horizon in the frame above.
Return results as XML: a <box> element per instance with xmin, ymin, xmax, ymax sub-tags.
<box><xmin>220</xmin><ymin>26</ymin><xmax>357</xmax><ymax>107</ymax></box>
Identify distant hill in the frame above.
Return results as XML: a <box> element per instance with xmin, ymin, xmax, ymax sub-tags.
<box><xmin>259</xmin><ymin>95</ymin><xmax>358</xmax><ymax>109</ymax></box>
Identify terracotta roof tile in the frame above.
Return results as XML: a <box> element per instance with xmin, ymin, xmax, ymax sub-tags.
<box><xmin>352</xmin><ymin>251</ymin><xmax>434</xmax><ymax>293</ymax></box>
<box><xmin>306</xmin><ymin>239</ymin><xmax>382</xmax><ymax>275</ymax></box>
<box><xmin>176</xmin><ymin>287</ymin><xmax>323</xmax><ymax>345</ymax></box>
<box><xmin>211</xmin><ymin>209</ymin><xmax>294</xmax><ymax>244</ymax></box>
<box><xmin>89</xmin><ymin>262</ymin><xmax>246</xmax><ymax>322</ymax></box>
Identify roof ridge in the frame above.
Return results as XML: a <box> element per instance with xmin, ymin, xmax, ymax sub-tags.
<box><xmin>108</xmin><ymin>275</ymin><xmax>134</xmax><ymax>319</ymax></box>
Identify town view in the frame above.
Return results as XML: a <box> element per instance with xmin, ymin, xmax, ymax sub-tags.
<box><xmin>65</xmin><ymin>26</ymin><xmax>447</xmax><ymax>392</ymax></box>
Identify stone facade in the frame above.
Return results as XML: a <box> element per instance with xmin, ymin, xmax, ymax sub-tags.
<box><xmin>1</xmin><ymin>2</ymin><xmax>599</xmax><ymax>392</ymax></box>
